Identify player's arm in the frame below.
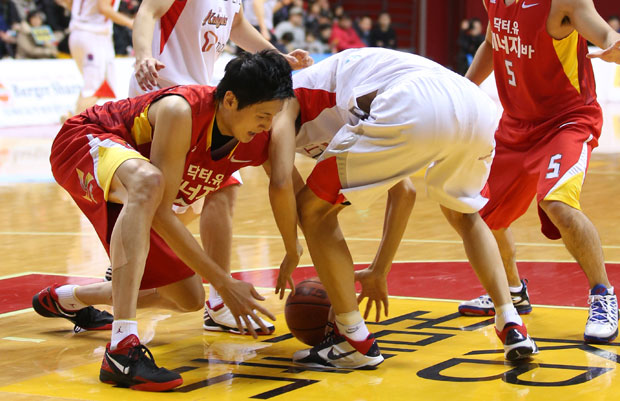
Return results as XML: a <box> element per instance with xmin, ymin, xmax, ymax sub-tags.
<box><xmin>231</xmin><ymin>6</ymin><xmax>313</xmax><ymax>70</ymax></box>
<box><xmin>97</xmin><ymin>0</ymin><xmax>133</xmax><ymax>28</ymax></box>
<box><xmin>132</xmin><ymin>0</ymin><xmax>173</xmax><ymax>91</ymax></box>
<box><xmin>465</xmin><ymin>18</ymin><xmax>494</xmax><ymax>85</ymax></box>
<box><xmin>148</xmin><ymin>96</ymin><xmax>275</xmax><ymax>337</ymax></box>
<box><xmin>264</xmin><ymin>98</ymin><xmax>302</xmax><ymax>298</ymax></box>
<box><xmin>251</xmin><ymin>0</ymin><xmax>270</xmax><ymax>40</ymax></box>
<box><xmin>355</xmin><ymin>178</ymin><xmax>416</xmax><ymax>322</ymax></box>
<box><xmin>557</xmin><ymin>0</ymin><xmax>620</xmax><ymax>63</ymax></box>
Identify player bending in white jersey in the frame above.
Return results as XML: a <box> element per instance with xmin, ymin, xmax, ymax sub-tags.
<box><xmin>273</xmin><ymin>48</ymin><xmax>538</xmax><ymax>369</ymax></box>
<box><xmin>115</xmin><ymin>0</ymin><xmax>312</xmax><ymax>335</ymax></box>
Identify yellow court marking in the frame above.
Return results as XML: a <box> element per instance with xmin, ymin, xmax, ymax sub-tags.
<box><xmin>0</xmin><ymin>298</ymin><xmax>618</xmax><ymax>401</ymax></box>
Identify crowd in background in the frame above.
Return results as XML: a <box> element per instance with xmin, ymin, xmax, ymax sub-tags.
<box><xmin>3</xmin><ymin>0</ymin><xmax>620</xmax><ymax>74</ymax></box>
<box><xmin>0</xmin><ymin>0</ymin><xmax>398</xmax><ymax>60</ymax></box>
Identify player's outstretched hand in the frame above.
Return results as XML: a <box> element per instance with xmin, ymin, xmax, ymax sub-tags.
<box><xmin>355</xmin><ymin>267</ymin><xmax>389</xmax><ymax>322</ymax></box>
<box><xmin>587</xmin><ymin>39</ymin><xmax>620</xmax><ymax>64</ymax></box>
<box><xmin>218</xmin><ymin>277</ymin><xmax>276</xmax><ymax>338</ymax></box>
<box><xmin>283</xmin><ymin>49</ymin><xmax>314</xmax><ymax>70</ymax></box>
<box><xmin>134</xmin><ymin>57</ymin><xmax>166</xmax><ymax>92</ymax></box>
<box><xmin>275</xmin><ymin>241</ymin><xmax>303</xmax><ymax>299</ymax></box>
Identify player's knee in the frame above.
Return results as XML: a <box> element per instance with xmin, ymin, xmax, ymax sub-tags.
<box><xmin>130</xmin><ymin>166</ymin><xmax>165</xmax><ymax>208</ymax></box>
<box><xmin>540</xmin><ymin>200</ymin><xmax>579</xmax><ymax>230</ymax></box>
<box><xmin>175</xmin><ymin>291</ymin><xmax>205</xmax><ymax>312</ymax></box>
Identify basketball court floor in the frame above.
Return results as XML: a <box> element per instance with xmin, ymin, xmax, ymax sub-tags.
<box><xmin>1</xmin><ymin>122</ymin><xmax>619</xmax><ymax>400</ymax></box>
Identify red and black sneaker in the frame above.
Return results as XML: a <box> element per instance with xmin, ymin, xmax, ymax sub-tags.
<box><xmin>32</xmin><ymin>285</ymin><xmax>113</xmax><ymax>331</ymax></box>
<box><xmin>100</xmin><ymin>335</ymin><xmax>183</xmax><ymax>392</ymax></box>
<box><xmin>495</xmin><ymin>322</ymin><xmax>539</xmax><ymax>361</ymax></box>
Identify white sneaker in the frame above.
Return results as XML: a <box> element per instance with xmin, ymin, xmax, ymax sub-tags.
<box><xmin>292</xmin><ymin>326</ymin><xmax>384</xmax><ymax>369</ymax></box>
<box><xmin>203</xmin><ymin>301</ymin><xmax>275</xmax><ymax>335</ymax></box>
<box><xmin>584</xmin><ymin>284</ymin><xmax>618</xmax><ymax>343</ymax></box>
<box><xmin>458</xmin><ymin>279</ymin><xmax>533</xmax><ymax>316</ymax></box>
<box><xmin>495</xmin><ymin>322</ymin><xmax>539</xmax><ymax>361</ymax></box>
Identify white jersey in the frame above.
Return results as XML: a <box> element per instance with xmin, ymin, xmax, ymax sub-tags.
<box><xmin>69</xmin><ymin>0</ymin><xmax>121</xmax><ymax>35</ymax></box>
<box><xmin>243</xmin><ymin>0</ymin><xmax>276</xmax><ymax>30</ymax></box>
<box><xmin>151</xmin><ymin>0</ymin><xmax>241</xmax><ymax>88</ymax></box>
<box><xmin>294</xmin><ymin>48</ymin><xmax>498</xmax><ymax>212</ymax></box>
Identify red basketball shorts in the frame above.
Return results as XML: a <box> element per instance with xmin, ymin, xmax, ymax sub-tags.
<box><xmin>480</xmin><ymin>114</ymin><xmax>600</xmax><ymax>240</ymax></box>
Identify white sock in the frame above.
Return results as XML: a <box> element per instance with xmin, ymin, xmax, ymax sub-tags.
<box><xmin>335</xmin><ymin>311</ymin><xmax>370</xmax><ymax>342</ymax></box>
<box><xmin>208</xmin><ymin>285</ymin><xmax>223</xmax><ymax>308</ymax></box>
<box><xmin>607</xmin><ymin>286</ymin><xmax>615</xmax><ymax>295</ymax></box>
<box><xmin>495</xmin><ymin>303</ymin><xmax>522</xmax><ymax>331</ymax></box>
<box><xmin>111</xmin><ymin>320</ymin><xmax>139</xmax><ymax>350</ymax></box>
<box><xmin>55</xmin><ymin>285</ymin><xmax>88</xmax><ymax>311</ymax></box>
<box><xmin>508</xmin><ymin>282</ymin><xmax>523</xmax><ymax>293</ymax></box>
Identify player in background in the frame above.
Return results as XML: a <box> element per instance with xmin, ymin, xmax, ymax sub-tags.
<box><xmin>127</xmin><ymin>0</ymin><xmax>312</xmax><ymax>335</ymax></box>
<box><xmin>459</xmin><ymin>0</ymin><xmax>620</xmax><ymax>344</ymax></box>
<box><xmin>33</xmin><ymin>51</ymin><xmax>297</xmax><ymax>391</ymax></box>
<box><xmin>58</xmin><ymin>0</ymin><xmax>133</xmax><ymax>119</ymax></box>
<box><xmin>274</xmin><ymin>48</ymin><xmax>538</xmax><ymax>369</ymax></box>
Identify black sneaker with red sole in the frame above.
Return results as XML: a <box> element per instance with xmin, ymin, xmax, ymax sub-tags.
<box><xmin>32</xmin><ymin>285</ymin><xmax>113</xmax><ymax>331</ymax></box>
<box><xmin>100</xmin><ymin>335</ymin><xmax>183</xmax><ymax>392</ymax></box>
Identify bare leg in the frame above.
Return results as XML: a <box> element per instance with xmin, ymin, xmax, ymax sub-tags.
<box><xmin>492</xmin><ymin>228</ymin><xmax>522</xmax><ymax>287</ymax></box>
<box><xmin>297</xmin><ymin>186</ymin><xmax>357</xmax><ymax>314</ymax></box>
<box><xmin>441</xmin><ymin>206</ymin><xmax>511</xmax><ymax>306</ymax></box>
<box><xmin>106</xmin><ymin>159</ymin><xmax>164</xmax><ymax>320</ymax></box>
<box><xmin>75</xmin><ymin>274</ymin><xmax>204</xmax><ymax>312</ymax></box>
<box><xmin>540</xmin><ymin>200</ymin><xmax>610</xmax><ymax>288</ymax></box>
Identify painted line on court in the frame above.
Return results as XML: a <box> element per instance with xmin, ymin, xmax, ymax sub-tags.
<box><xmin>2</xmin><ymin>336</ymin><xmax>45</xmax><ymax>343</ymax></box>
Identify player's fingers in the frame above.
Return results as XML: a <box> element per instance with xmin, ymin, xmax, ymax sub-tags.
<box><xmin>288</xmin><ymin>277</ymin><xmax>296</xmax><ymax>296</ymax></box>
<box><xmin>234</xmin><ymin>315</ymin><xmax>244</xmax><ymax>335</ymax></box>
<box><xmin>254</xmin><ymin>303</ymin><xmax>276</xmax><ymax>321</ymax></box>
<box><xmin>357</xmin><ymin>293</ymin><xmax>363</xmax><ymax>304</ymax></box>
<box><xmin>363</xmin><ymin>299</ymin><xmax>371</xmax><ymax>320</ymax></box>
<box><xmin>249</xmin><ymin>311</ymin><xmax>270</xmax><ymax>335</ymax></box>
<box><xmin>384</xmin><ymin>298</ymin><xmax>389</xmax><ymax>317</ymax></box>
<box><xmin>242</xmin><ymin>315</ymin><xmax>257</xmax><ymax>339</ymax></box>
<box><xmin>250</xmin><ymin>285</ymin><xmax>265</xmax><ymax>301</ymax></box>
<box><xmin>375</xmin><ymin>300</ymin><xmax>382</xmax><ymax>322</ymax></box>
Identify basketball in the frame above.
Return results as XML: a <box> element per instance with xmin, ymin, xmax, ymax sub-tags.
<box><xmin>285</xmin><ymin>277</ymin><xmax>332</xmax><ymax>346</ymax></box>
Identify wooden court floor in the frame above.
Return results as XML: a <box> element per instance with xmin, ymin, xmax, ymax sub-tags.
<box><xmin>0</xmin><ymin>124</ymin><xmax>619</xmax><ymax>400</ymax></box>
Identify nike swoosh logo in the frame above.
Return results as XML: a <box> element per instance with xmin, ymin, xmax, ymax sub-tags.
<box><xmin>327</xmin><ymin>347</ymin><xmax>357</xmax><ymax>360</ymax></box>
<box><xmin>521</xmin><ymin>2</ymin><xmax>539</xmax><ymax>8</ymax></box>
<box><xmin>107</xmin><ymin>355</ymin><xmax>129</xmax><ymax>374</ymax></box>
<box><xmin>230</xmin><ymin>156</ymin><xmax>252</xmax><ymax>163</ymax></box>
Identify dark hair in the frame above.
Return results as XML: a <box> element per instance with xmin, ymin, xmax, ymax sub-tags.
<box><xmin>215</xmin><ymin>50</ymin><xmax>294</xmax><ymax>109</ymax></box>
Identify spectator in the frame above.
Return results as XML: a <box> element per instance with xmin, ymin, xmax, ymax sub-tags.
<box><xmin>0</xmin><ymin>0</ymin><xmax>21</xmax><ymax>58</ymax></box>
<box><xmin>274</xmin><ymin>5</ymin><xmax>305</xmax><ymax>49</ymax></box>
<box><xmin>12</xmin><ymin>0</ymin><xmax>33</xmax><ymax>20</ymax></box>
<box><xmin>303</xmin><ymin>30</ymin><xmax>328</xmax><ymax>54</ymax></box>
<box><xmin>113</xmin><ymin>0</ymin><xmax>137</xmax><ymax>55</ymax></box>
<box><xmin>456</xmin><ymin>18</ymin><xmax>485</xmax><ymax>75</ymax></box>
<box><xmin>37</xmin><ymin>0</ymin><xmax>70</xmax><ymax>51</ymax></box>
<box><xmin>355</xmin><ymin>15</ymin><xmax>372</xmax><ymax>46</ymax></box>
<box><xmin>329</xmin><ymin>13</ymin><xmax>364</xmax><ymax>52</ymax></box>
<box><xmin>332</xmin><ymin>3</ymin><xmax>344</xmax><ymax>20</ymax></box>
<box><xmin>16</xmin><ymin>9</ymin><xmax>57</xmax><ymax>58</ymax></box>
<box><xmin>316</xmin><ymin>0</ymin><xmax>332</xmax><ymax>20</ymax></box>
<box><xmin>318</xmin><ymin>22</ymin><xmax>335</xmax><ymax>53</ymax></box>
<box><xmin>370</xmin><ymin>11</ymin><xmax>397</xmax><ymax>49</ymax></box>
<box><xmin>608</xmin><ymin>15</ymin><xmax>620</xmax><ymax>32</ymax></box>
<box><xmin>272</xmin><ymin>0</ymin><xmax>291</xmax><ymax>26</ymax></box>
<box><xmin>304</xmin><ymin>1</ymin><xmax>321</xmax><ymax>36</ymax></box>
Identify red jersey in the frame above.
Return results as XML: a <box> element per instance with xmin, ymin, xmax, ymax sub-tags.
<box><xmin>485</xmin><ymin>0</ymin><xmax>601</xmax><ymax>127</ymax></box>
<box><xmin>68</xmin><ymin>85</ymin><xmax>270</xmax><ymax>208</ymax></box>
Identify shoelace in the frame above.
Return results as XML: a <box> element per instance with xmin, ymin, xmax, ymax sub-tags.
<box><xmin>588</xmin><ymin>295</ymin><xmax>618</xmax><ymax>324</ymax></box>
<box><xmin>127</xmin><ymin>344</ymin><xmax>159</xmax><ymax>372</ymax></box>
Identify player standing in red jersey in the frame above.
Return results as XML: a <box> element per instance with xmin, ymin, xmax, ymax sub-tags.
<box><xmin>460</xmin><ymin>0</ymin><xmax>620</xmax><ymax>343</ymax></box>
<box><xmin>32</xmin><ymin>51</ymin><xmax>297</xmax><ymax>391</ymax></box>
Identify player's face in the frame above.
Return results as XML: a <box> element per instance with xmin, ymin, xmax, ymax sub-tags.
<box><xmin>231</xmin><ymin>99</ymin><xmax>285</xmax><ymax>143</ymax></box>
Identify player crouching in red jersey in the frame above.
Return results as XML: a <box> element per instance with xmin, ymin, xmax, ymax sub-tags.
<box><xmin>32</xmin><ymin>50</ymin><xmax>299</xmax><ymax>391</ymax></box>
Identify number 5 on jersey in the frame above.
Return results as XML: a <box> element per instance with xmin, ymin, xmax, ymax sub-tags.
<box><xmin>546</xmin><ymin>154</ymin><xmax>562</xmax><ymax>179</ymax></box>
<box><xmin>505</xmin><ymin>60</ymin><xmax>516</xmax><ymax>87</ymax></box>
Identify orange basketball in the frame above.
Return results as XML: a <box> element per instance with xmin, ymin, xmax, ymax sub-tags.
<box><xmin>284</xmin><ymin>278</ymin><xmax>331</xmax><ymax>346</ymax></box>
